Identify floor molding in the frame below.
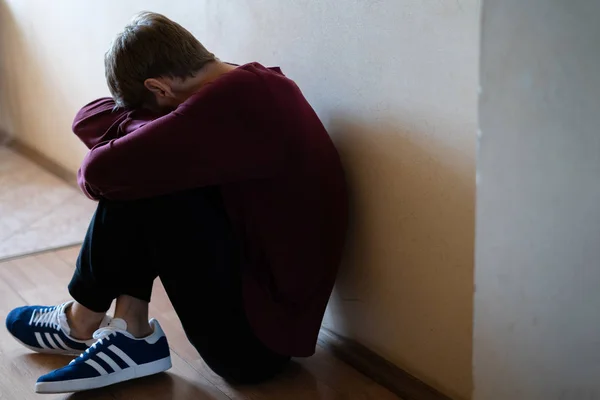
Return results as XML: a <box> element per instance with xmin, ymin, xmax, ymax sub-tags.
<box><xmin>7</xmin><ymin>139</ymin><xmax>78</xmax><ymax>187</ymax></box>
<box><xmin>0</xmin><ymin>243</ymin><xmax>82</xmax><ymax>264</ymax></box>
<box><xmin>318</xmin><ymin>328</ymin><xmax>452</xmax><ymax>400</ymax></box>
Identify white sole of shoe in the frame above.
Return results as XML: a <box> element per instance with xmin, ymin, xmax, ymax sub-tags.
<box><xmin>11</xmin><ymin>336</ymin><xmax>82</xmax><ymax>357</ymax></box>
<box><xmin>34</xmin><ymin>356</ymin><xmax>172</xmax><ymax>394</ymax></box>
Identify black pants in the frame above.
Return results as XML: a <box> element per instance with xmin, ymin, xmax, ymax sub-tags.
<box><xmin>68</xmin><ymin>187</ymin><xmax>290</xmax><ymax>384</ymax></box>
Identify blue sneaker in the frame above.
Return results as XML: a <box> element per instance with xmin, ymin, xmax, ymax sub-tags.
<box><xmin>5</xmin><ymin>301</ymin><xmax>110</xmax><ymax>356</ymax></box>
<box><xmin>35</xmin><ymin>318</ymin><xmax>172</xmax><ymax>393</ymax></box>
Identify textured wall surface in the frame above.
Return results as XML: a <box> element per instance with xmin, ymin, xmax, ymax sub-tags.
<box><xmin>475</xmin><ymin>1</ymin><xmax>600</xmax><ymax>399</ymax></box>
<box><xmin>0</xmin><ymin>1</ymin><xmax>479</xmax><ymax>397</ymax></box>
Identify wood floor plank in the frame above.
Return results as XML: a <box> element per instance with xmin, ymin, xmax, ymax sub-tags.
<box><xmin>106</xmin><ymin>351</ymin><xmax>230</xmax><ymax>400</ymax></box>
<box><xmin>0</xmin><ymin>257</ymin><xmax>38</xmax><ymax>294</ymax></box>
<box><xmin>33</xmin><ymin>250</ymin><xmax>79</xmax><ymax>282</ymax></box>
<box><xmin>53</xmin><ymin>246</ymin><xmax>82</xmax><ymax>266</ymax></box>
<box><xmin>189</xmin><ymin>358</ymin><xmax>342</xmax><ymax>400</ymax></box>
<box><xmin>12</xmin><ymin>253</ymin><xmax>64</xmax><ymax>288</ymax></box>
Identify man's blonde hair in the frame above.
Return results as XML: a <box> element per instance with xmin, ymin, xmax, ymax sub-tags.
<box><xmin>105</xmin><ymin>12</ymin><xmax>216</xmax><ymax>108</ymax></box>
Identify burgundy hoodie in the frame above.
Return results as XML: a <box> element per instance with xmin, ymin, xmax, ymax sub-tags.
<box><xmin>73</xmin><ymin>63</ymin><xmax>348</xmax><ymax>357</ymax></box>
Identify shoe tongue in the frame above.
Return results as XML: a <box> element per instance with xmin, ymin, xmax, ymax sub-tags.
<box><xmin>108</xmin><ymin>318</ymin><xmax>128</xmax><ymax>332</ymax></box>
<box><xmin>58</xmin><ymin>303</ymin><xmax>72</xmax><ymax>335</ymax></box>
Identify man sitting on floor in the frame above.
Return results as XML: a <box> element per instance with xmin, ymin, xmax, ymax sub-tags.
<box><xmin>5</xmin><ymin>12</ymin><xmax>347</xmax><ymax>394</ymax></box>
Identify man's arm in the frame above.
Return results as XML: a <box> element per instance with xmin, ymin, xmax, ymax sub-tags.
<box><xmin>73</xmin><ymin>98</ymin><xmax>159</xmax><ymax>149</ymax></box>
<box><xmin>72</xmin><ymin>98</ymin><xmax>161</xmax><ymax>198</ymax></box>
<box><xmin>73</xmin><ymin>98</ymin><xmax>127</xmax><ymax>149</ymax></box>
<box><xmin>79</xmin><ymin>76</ymin><xmax>285</xmax><ymax>200</ymax></box>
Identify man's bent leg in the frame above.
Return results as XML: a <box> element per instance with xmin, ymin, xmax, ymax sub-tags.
<box><xmin>153</xmin><ymin>188</ymin><xmax>291</xmax><ymax>384</ymax></box>
<box><xmin>66</xmin><ymin>187</ymin><xmax>289</xmax><ymax>383</ymax></box>
<box><xmin>69</xmin><ymin>199</ymin><xmax>159</xmax><ymax>312</ymax></box>
<box><xmin>3</xmin><ymin>198</ymin><xmax>159</xmax><ymax>356</ymax></box>
<box><xmin>33</xmin><ymin>196</ymin><xmax>174</xmax><ymax>393</ymax></box>
<box><xmin>67</xmin><ymin>198</ymin><xmax>161</xmax><ymax>338</ymax></box>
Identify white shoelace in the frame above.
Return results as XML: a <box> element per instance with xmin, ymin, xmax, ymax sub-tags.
<box><xmin>70</xmin><ymin>327</ymin><xmax>119</xmax><ymax>365</ymax></box>
<box><xmin>28</xmin><ymin>303</ymin><xmax>67</xmax><ymax>330</ymax></box>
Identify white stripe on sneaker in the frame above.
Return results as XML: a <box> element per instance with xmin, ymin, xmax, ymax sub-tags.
<box><xmin>85</xmin><ymin>359</ymin><xmax>108</xmax><ymax>376</ymax></box>
<box><xmin>97</xmin><ymin>352</ymin><xmax>122</xmax><ymax>373</ymax></box>
<box><xmin>108</xmin><ymin>345</ymin><xmax>137</xmax><ymax>367</ymax></box>
<box><xmin>35</xmin><ymin>332</ymin><xmax>50</xmax><ymax>349</ymax></box>
<box><xmin>44</xmin><ymin>333</ymin><xmax>59</xmax><ymax>349</ymax></box>
<box><xmin>53</xmin><ymin>334</ymin><xmax>78</xmax><ymax>353</ymax></box>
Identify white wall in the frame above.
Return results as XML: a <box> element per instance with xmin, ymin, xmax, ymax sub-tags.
<box><xmin>0</xmin><ymin>1</ymin><xmax>478</xmax><ymax>397</ymax></box>
<box><xmin>475</xmin><ymin>1</ymin><xmax>600</xmax><ymax>399</ymax></box>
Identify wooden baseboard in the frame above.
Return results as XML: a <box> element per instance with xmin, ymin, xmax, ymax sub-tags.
<box><xmin>7</xmin><ymin>139</ymin><xmax>78</xmax><ymax>187</ymax></box>
<box><xmin>318</xmin><ymin>328</ymin><xmax>452</xmax><ymax>400</ymax></box>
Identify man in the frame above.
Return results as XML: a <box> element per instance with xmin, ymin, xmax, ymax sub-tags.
<box><xmin>5</xmin><ymin>12</ymin><xmax>347</xmax><ymax>394</ymax></box>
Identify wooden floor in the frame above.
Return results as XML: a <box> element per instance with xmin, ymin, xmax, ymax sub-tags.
<box><xmin>0</xmin><ymin>246</ymin><xmax>400</xmax><ymax>400</ymax></box>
